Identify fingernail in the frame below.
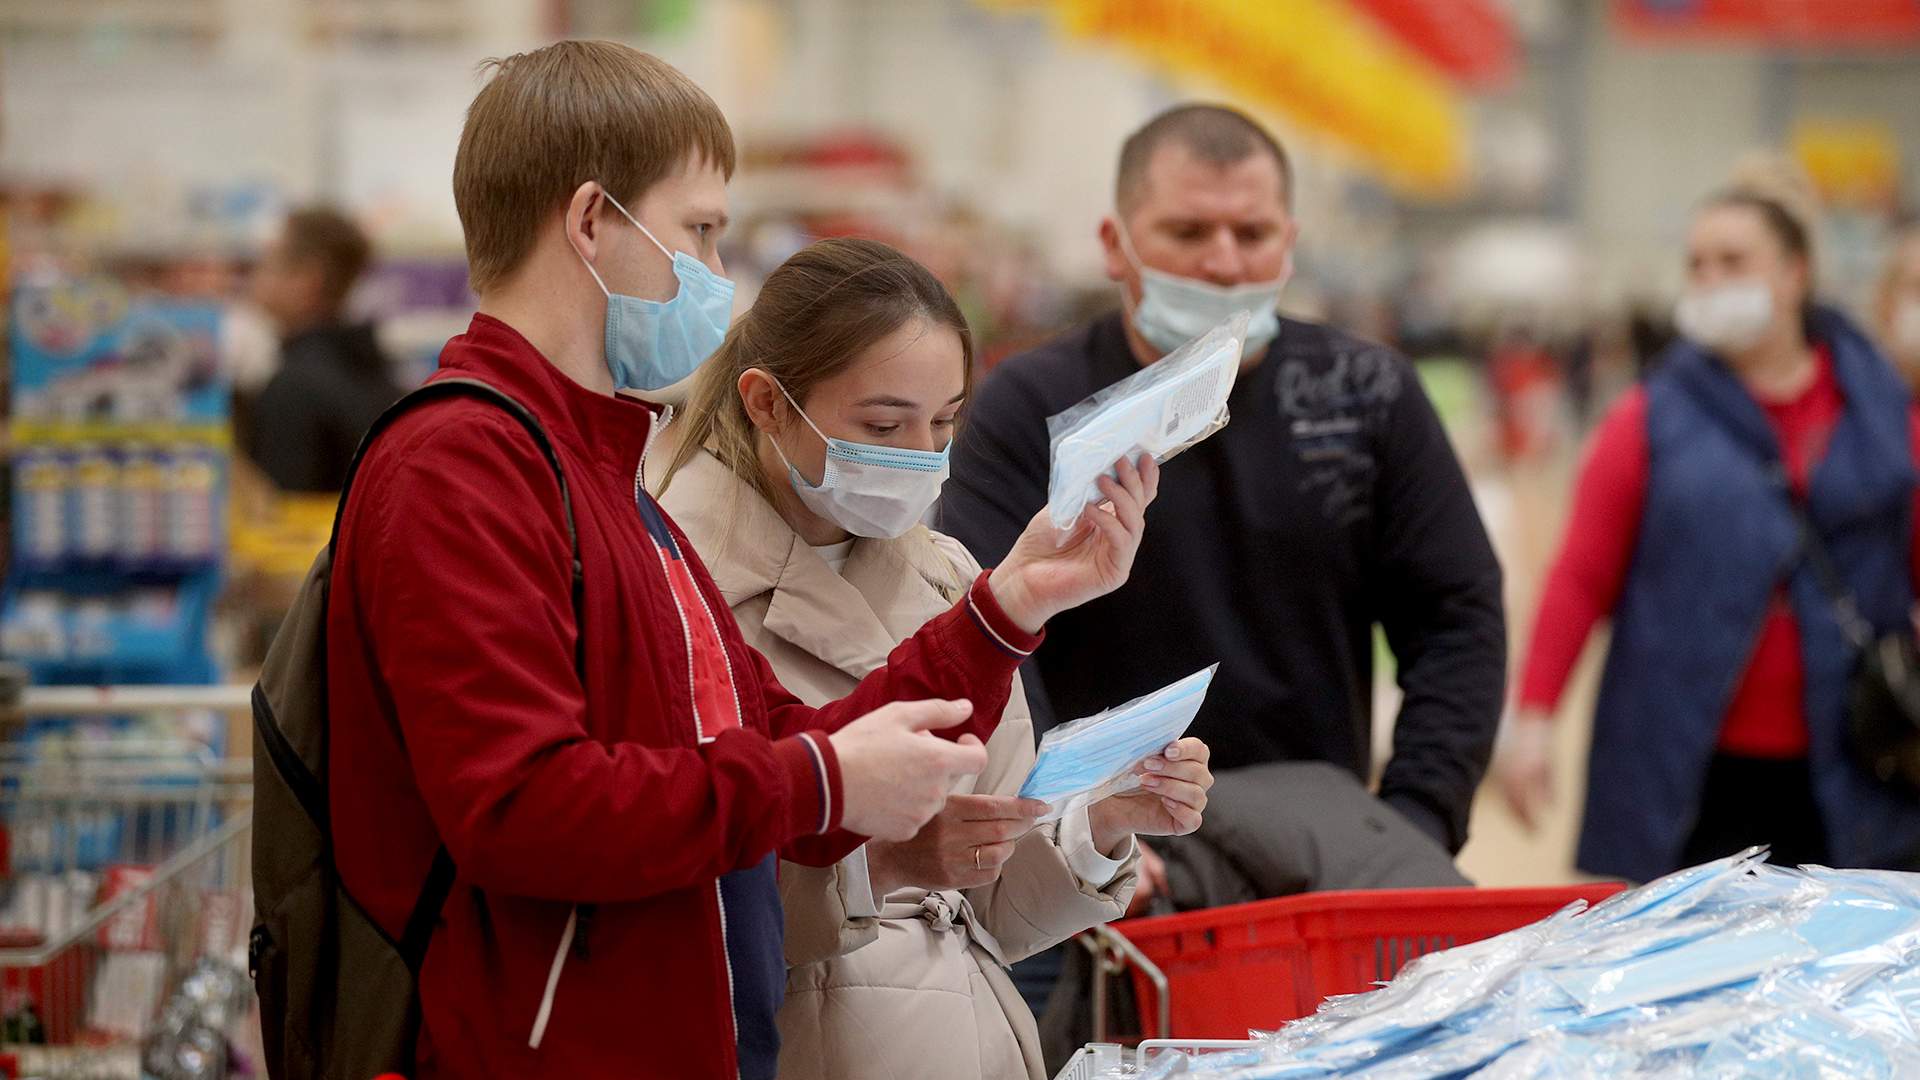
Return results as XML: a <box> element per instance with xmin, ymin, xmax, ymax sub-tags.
<box><xmin>1164</xmin><ymin>744</ymin><xmax>1181</xmax><ymax>760</ymax></box>
<box><xmin>1145</xmin><ymin>758</ymin><xmax>1166</xmax><ymax>771</ymax></box>
<box><xmin>1143</xmin><ymin>776</ymin><xmax>1161</xmax><ymax>789</ymax></box>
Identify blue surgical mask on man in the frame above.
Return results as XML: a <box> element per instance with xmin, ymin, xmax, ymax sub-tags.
<box><xmin>574</xmin><ymin>186</ymin><xmax>735</xmax><ymax>391</ymax></box>
<box><xmin>1116</xmin><ymin>221</ymin><xmax>1288</xmax><ymax>357</ymax></box>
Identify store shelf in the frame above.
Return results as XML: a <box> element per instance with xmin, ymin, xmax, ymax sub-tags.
<box><xmin>13</xmin><ymin>684</ymin><xmax>251</xmax><ymax>716</ymax></box>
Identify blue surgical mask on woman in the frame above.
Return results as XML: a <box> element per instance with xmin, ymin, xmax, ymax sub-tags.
<box><xmin>765</xmin><ymin>378</ymin><xmax>951</xmax><ymax>539</ymax></box>
<box><xmin>574</xmin><ymin>186</ymin><xmax>735</xmax><ymax>391</ymax></box>
<box><xmin>1117</xmin><ymin>222</ymin><xmax>1288</xmax><ymax>357</ymax></box>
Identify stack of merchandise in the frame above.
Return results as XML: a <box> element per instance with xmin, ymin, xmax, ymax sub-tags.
<box><xmin>1112</xmin><ymin>849</ymin><xmax>1920</xmax><ymax>1078</ymax></box>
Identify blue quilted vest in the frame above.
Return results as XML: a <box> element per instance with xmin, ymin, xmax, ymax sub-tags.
<box><xmin>1577</xmin><ymin>307</ymin><xmax>1919</xmax><ymax>882</ymax></box>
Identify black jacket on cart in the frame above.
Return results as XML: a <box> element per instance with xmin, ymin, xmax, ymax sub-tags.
<box><xmin>1034</xmin><ymin>761</ymin><xmax>1469</xmax><ymax>1073</ymax></box>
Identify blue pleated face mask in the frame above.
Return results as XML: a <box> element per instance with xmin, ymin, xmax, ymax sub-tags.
<box><xmin>574</xmin><ymin>187</ymin><xmax>735</xmax><ymax>392</ymax></box>
<box><xmin>766</xmin><ymin>378</ymin><xmax>951</xmax><ymax>540</ymax></box>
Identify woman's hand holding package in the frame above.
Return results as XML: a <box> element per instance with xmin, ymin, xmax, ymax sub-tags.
<box><xmin>1087</xmin><ymin>737</ymin><xmax>1213</xmax><ymax>856</ymax></box>
<box><xmin>987</xmin><ymin>454</ymin><xmax>1160</xmax><ymax>634</ymax></box>
<box><xmin>866</xmin><ymin>793</ymin><xmax>1049</xmax><ymax>896</ymax></box>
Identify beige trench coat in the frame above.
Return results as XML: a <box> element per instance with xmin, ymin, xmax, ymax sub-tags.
<box><xmin>656</xmin><ymin>449</ymin><xmax>1136</xmax><ymax>1080</ymax></box>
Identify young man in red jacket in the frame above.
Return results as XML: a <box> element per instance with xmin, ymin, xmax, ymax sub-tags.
<box><xmin>323</xmin><ymin>41</ymin><xmax>1158</xmax><ymax>1079</ymax></box>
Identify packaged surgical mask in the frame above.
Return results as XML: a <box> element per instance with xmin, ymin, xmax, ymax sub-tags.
<box><xmin>1045</xmin><ymin>313</ymin><xmax>1247</xmax><ymax>537</ymax></box>
<box><xmin>1018</xmin><ymin>665</ymin><xmax>1217</xmax><ymax>823</ymax></box>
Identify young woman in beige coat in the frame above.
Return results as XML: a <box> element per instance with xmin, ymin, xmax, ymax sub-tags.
<box><xmin>654</xmin><ymin>238</ymin><xmax>1214</xmax><ymax>1080</ymax></box>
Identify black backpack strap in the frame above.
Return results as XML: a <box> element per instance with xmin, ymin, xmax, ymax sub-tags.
<box><xmin>400</xmin><ymin>846</ymin><xmax>457</xmax><ymax>963</ymax></box>
<box><xmin>331</xmin><ymin>377</ymin><xmax>581</xmax><ymax>579</ymax></box>
<box><xmin>332</xmin><ymin>376</ymin><xmax>586</xmax><ymax>969</ymax></box>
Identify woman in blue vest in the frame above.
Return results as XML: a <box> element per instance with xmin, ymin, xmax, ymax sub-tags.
<box><xmin>1500</xmin><ymin>182</ymin><xmax>1920</xmax><ymax>882</ymax></box>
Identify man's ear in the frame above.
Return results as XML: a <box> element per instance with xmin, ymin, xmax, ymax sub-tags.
<box><xmin>1099</xmin><ymin>216</ymin><xmax>1129</xmax><ymax>284</ymax></box>
<box><xmin>564</xmin><ymin>182</ymin><xmax>605</xmax><ymax>261</ymax></box>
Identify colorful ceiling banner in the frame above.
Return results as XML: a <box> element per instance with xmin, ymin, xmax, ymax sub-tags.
<box><xmin>1347</xmin><ymin>0</ymin><xmax>1517</xmax><ymax>87</ymax></box>
<box><xmin>1617</xmin><ymin>0</ymin><xmax>1920</xmax><ymax>46</ymax></box>
<box><xmin>981</xmin><ymin>0</ymin><xmax>1470</xmax><ymax>196</ymax></box>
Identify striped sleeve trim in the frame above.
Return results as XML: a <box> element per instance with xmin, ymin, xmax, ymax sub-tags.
<box><xmin>796</xmin><ymin>732</ymin><xmax>834</xmax><ymax>835</ymax></box>
<box><xmin>965</xmin><ymin>596</ymin><xmax>1030</xmax><ymax>658</ymax></box>
<box><xmin>964</xmin><ymin>575</ymin><xmax>1039</xmax><ymax>658</ymax></box>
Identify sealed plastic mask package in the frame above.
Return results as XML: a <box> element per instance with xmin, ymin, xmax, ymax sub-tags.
<box><xmin>1018</xmin><ymin>665</ymin><xmax>1217</xmax><ymax>823</ymax></box>
<box><xmin>1045</xmin><ymin>313</ymin><xmax>1248</xmax><ymax>537</ymax></box>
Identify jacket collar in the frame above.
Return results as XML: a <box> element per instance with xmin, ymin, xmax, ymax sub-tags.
<box><xmin>660</xmin><ymin>449</ymin><xmax>960</xmax><ymax>678</ymax></box>
<box><xmin>435</xmin><ymin>313</ymin><xmax>660</xmax><ymax>479</ymax></box>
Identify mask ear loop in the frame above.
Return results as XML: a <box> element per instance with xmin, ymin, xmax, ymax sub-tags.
<box><xmin>759</xmin><ymin>373</ymin><xmax>834</xmax><ymax>489</ymax></box>
<box><xmin>1113</xmin><ymin>217</ymin><xmax>1148</xmax><ymax>275</ymax></box>
<box><xmin>570</xmin><ymin>193</ymin><xmax>615</xmax><ymax>299</ymax></box>
<box><xmin>575</xmin><ymin>184</ymin><xmax>681</xmax><ymax>300</ymax></box>
<box><xmin>771</xmin><ymin>376</ymin><xmax>836</xmax><ymax>448</ymax></box>
<box><xmin>601</xmin><ymin>188</ymin><xmax>677</xmax><ymax>262</ymax></box>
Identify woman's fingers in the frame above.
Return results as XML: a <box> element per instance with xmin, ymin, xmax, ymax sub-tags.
<box><xmin>1113</xmin><ymin>453</ymin><xmax>1146</xmax><ymax>507</ymax></box>
<box><xmin>973</xmin><ymin>838</ymin><xmax>1018</xmax><ymax>872</ymax></box>
<box><xmin>1160</xmin><ymin>797</ymin><xmax>1203</xmax><ymax>834</ymax></box>
<box><xmin>1086</xmin><ymin>500</ymin><xmax>1131</xmax><ymax>554</ymax></box>
<box><xmin>1136</xmin><ymin>752</ymin><xmax>1211</xmax><ymax>789</ymax></box>
<box><xmin>1164</xmin><ymin>737</ymin><xmax>1209</xmax><ymax>765</ymax></box>
<box><xmin>1140</xmin><ymin>775</ymin><xmax>1208</xmax><ymax>813</ymax></box>
<box><xmin>1096</xmin><ymin>474</ymin><xmax>1147</xmax><ymax>539</ymax></box>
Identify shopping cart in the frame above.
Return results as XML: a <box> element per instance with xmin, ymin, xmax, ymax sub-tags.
<box><xmin>1078</xmin><ymin>883</ymin><xmax>1625</xmax><ymax>1042</ymax></box>
<box><xmin>0</xmin><ymin>739</ymin><xmax>252</xmax><ymax>1078</ymax></box>
<box><xmin>1053</xmin><ymin>1039</ymin><xmax>1263</xmax><ymax>1080</ymax></box>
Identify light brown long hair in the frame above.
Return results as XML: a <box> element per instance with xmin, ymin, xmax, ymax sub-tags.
<box><xmin>658</xmin><ymin>237</ymin><xmax>975</xmax><ymax>550</ymax></box>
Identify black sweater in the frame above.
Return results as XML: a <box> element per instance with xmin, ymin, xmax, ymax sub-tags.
<box><xmin>244</xmin><ymin>322</ymin><xmax>407</xmax><ymax>493</ymax></box>
<box><xmin>939</xmin><ymin>313</ymin><xmax>1506</xmax><ymax>852</ymax></box>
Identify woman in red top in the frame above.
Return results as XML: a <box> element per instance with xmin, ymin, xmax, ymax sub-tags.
<box><xmin>1499</xmin><ymin>186</ymin><xmax>1920</xmax><ymax>874</ymax></box>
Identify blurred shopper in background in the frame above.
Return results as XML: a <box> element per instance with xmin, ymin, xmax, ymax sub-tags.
<box><xmin>1501</xmin><ymin>181</ymin><xmax>1920</xmax><ymax>882</ymax></box>
<box><xmin>240</xmin><ymin>207</ymin><xmax>406</xmax><ymax>492</ymax></box>
<box><xmin>1876</xmin><ymin>226</ymin><xmax>1920</xmax><ymax>394</ymax></box>
<box><xmin>657</xmin><ymin>237</ymin><xmax>1214</xmax><ymax>1080</ymax></box>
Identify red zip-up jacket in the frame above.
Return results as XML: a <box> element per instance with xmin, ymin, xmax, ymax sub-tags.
<box><xmin>325</xmin><ymin>314</ymin><xmax>1040</xmax><ymax>1078</ymax></box>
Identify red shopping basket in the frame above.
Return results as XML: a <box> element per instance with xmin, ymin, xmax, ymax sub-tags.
<box><xmin>1101</xmin><ymin>884</ymin><xmax>1625</xmax><ymax>1039</ymax></box>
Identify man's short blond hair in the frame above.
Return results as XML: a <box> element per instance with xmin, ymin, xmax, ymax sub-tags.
<box><xmin>453</xmin><ymin>40</ymin><xmax>737</xmax><ymax>293</ymax></box>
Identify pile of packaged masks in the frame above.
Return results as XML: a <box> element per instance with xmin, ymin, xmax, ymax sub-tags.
<box><xmin>1110</xmin><ymin>848</ymin><xmax>1920</xmax><ymax>1079</ymax></box>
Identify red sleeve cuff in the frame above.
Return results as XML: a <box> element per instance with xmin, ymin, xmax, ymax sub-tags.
<box><xmin>965</xmin><ymin>571</ymin><xmax>1044</xmax><ymax>658</ymax></box>
<box><xmin>776</xmin><ymin>733</ymin><xmax>843</xmax><ymax>837</ymax></box>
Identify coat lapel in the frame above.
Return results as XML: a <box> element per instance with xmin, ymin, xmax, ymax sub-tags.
<box><xmin>657</xmin><ymin>447</ymin><xmax>965</xmax><ymax>681</ymax></box>
<box><xmin>762</xmin><ymin>547</ymin><xmax>900</xmax><ymax>679</ymax></box>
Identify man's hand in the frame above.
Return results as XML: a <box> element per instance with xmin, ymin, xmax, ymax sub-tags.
<box><xmin>829</xmin><ymin>700</ymin><xmax>990</xmax><ymax>842</ymax></box>
<box><xmin>1494</xmin><ymin>710</ymin><xmax>1555</xmax><ymax>833</ymax></box>
<box><xmin>987</xmin><ymin>454</ymin><xmax>1160</xmax><ymax>633</ymax></box>
<box><xmin>866</xmin><ymin>793</ymin><xmax>1048</xmax><ymax>897</ymax></box>
<box><xmin>1087</xmin><ymin>737</ymin><xmax>1213</xmax><ymax>855</ymax></box>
